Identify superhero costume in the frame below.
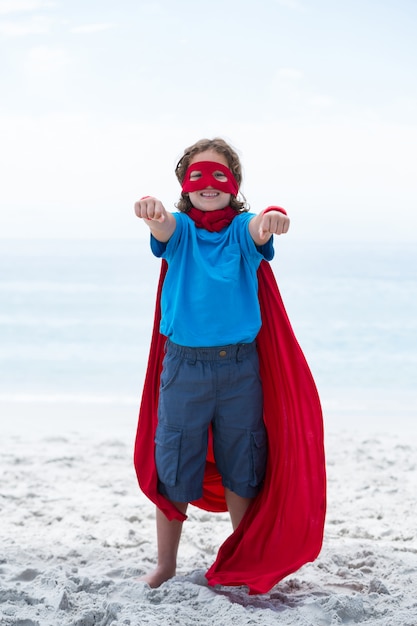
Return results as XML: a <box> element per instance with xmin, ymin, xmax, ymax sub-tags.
<box><xmin>134</xmin><ymin>203</ymin><xmax>326</xmax><ymax>595</ymax></box>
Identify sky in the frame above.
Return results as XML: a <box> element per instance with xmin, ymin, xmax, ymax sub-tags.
<box><xmin>0</xmin><ymin>0</ymin><xmax>416</xmax><ymax>241</ymax></box>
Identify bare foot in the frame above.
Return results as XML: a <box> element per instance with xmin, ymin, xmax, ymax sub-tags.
<box><xmin>138</xmin><ymin>565</ymin><xmax>176</xmax><ymax>588</ymax></box>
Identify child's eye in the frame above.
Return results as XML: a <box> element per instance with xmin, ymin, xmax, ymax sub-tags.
<box><xmin>190</xmin><ymin>171</ymin><xmax>202</xmax><ymax>180</ymax></box>
<box><xmin>213</xmin><ymin>171</ymin><xmax>227</xmax><ymax>180</ymax></box>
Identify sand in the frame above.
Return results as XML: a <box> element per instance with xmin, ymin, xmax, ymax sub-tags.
<box><xmin>1</xmin><ymin>401</ymin><xmax>416</xmax><ymax>626</ymax></box>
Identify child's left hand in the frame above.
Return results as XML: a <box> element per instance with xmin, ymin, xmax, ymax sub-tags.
<box><xmin>258</xmin><ymin>210</ymin><xmax>290</xmax><ymax>240</ymax></box>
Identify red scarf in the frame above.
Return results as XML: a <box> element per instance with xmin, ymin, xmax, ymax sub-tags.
<box><xmin>133</xmin><ymin>212</ymin><xmax>326</xmax><ymax>594</ymax></box>
<box><xmin>186</xmin><ymin>206</ymin><xmax>237</xmax><ymax>232</ymax></box>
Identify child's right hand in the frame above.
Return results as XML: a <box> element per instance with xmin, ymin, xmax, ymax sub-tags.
<box><xmin>134</xmin><ymin>196</ymin><xmax>166</xmax><ymax>223</ymax></box>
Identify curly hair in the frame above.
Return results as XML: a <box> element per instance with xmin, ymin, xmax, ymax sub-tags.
<box><xmin>174</xmin><ymin>137</ymin><xmax>248</xmax><ymax>213</ymax></box>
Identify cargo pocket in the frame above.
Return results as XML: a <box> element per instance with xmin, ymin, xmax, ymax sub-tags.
<box><xmin>249</xmin><ymin>429</ymin><xmax>267</xmax><ymax>487</ymax></box>
<box><xmin>155</xmin><ymin>424</ymin><xmax>182</xmax><ymax>487</ymax></box>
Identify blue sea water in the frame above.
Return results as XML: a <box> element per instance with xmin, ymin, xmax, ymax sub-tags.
<box><xmin>1</xmin><ymin>238</ymin><xmax>416</xmax><ymax>434</ymax></box>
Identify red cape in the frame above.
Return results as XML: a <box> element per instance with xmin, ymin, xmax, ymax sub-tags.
<box><xmin>134</xmin><ymin>259</ymin><xmax>326</xmax><ymax>595</ymax></box>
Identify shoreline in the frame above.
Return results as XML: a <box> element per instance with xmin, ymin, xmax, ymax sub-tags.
<box><xmin>2</xmin><ymin>390</ymin><xmax>416</xmax><ymax>441</ymax></box>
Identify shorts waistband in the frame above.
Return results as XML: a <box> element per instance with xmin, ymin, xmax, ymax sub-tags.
<box><xmin>165</xmin><ymin>339</ymin><xmax>257</xmax><ymax>362</ymax></box>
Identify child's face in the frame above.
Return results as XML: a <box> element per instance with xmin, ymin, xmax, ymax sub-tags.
<box><xmin>187</xmin><ymin>149</ymin><xmax>232</xmax><ymax>212</ymax></box>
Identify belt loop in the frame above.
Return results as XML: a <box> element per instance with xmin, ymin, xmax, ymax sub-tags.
<box><xmin>236</xmin><ymin>344</ymin><xmax>243</xmax><ymax>362</ymax></box>
<box><xmin>187</xmin><ymin>347</ymin><xmax>197</xmax><ymax>365</ymax></box>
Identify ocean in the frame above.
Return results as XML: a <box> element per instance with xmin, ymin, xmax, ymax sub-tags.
<box><xmin>1</xmin><ymin>238</ymin><xmax>416</xmax><ymax>435</ymax></box>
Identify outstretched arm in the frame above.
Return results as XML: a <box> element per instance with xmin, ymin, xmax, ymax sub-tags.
<box><xmin>134</xmin><ymin>196</ymin><xmax>176</xmax><ymax>242</ymax></box>
<box><xmin>249</xmin><ymin>207</ymin><xmax>290</xmax><ymax>246</ymax></box>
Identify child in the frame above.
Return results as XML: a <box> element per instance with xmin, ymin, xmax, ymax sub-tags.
<box><xmin>134</xmin><ymin>138</ymin><xmax>326</xmax><ymax>594</ymax></box>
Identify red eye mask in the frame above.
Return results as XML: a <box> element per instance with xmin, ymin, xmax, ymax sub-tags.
<box><xmin>181</xmin><ymin>161</ymin><xmax>239</xmax><ymax>196</ymax></box>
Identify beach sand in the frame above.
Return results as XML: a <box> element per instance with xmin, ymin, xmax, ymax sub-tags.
<box><xmin>1</xmin><ymin>402</ymin><xmax>416</xmax><ymax>626</ymax></box>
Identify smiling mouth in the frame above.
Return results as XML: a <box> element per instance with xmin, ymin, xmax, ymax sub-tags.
<box><xmin>200</xmin><ymin>191</ymin><xmax>219</xmax><ymax>198</ymax></box>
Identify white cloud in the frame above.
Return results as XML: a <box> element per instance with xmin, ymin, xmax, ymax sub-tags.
<box><xmin>0</xmin><ymin>16</ymin><xmax>51</xmax><ymax>36</ymax></box>
<box><xmin>70</xmin><ymin>23</ymin><xmax>114</xmax><ymax>35</ymax></box>
<box><xmin>25</xmin><ymin>45</ymin><xmax>71</xmax><ymax>76</ymax></box>
<box><xmin>0</xmin><ymin>0</ymin><xmax>56</xmax><ymax>37</ymax></box>
<box><xmin>309</xmin><ymin>95</ymin><xmax>335</xmax><ymax>108</ymax></box>
<box><xmin>0</xmin><ymin>0</ymin><xmax>56</xmax><ymax>15</ymax></box>
<box><xmin>0</xmin><ymin>113</ymin><xmax>187</xmax><ymax>239</ymax></box>
<box><xmin>277</xmin><ymin>67</ymin><xmax>304</xmax><ymax>80</ymax></box>
<box><xmin>269</xmin><ymin>69</ymin><xmax>335</xmax><ymax>114</ymax></box>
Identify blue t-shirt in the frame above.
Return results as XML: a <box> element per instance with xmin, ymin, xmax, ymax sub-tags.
<box><xmin>151</xmin><ymin>212</ymin><xmax>274</xmax><ymax>347</ymax></box>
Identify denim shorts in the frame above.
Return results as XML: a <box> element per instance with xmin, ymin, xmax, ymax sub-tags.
<box><xmin>155</xmin><ymin>339</ymin><xmax>267</xmax><ymax>503</ymax></box>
